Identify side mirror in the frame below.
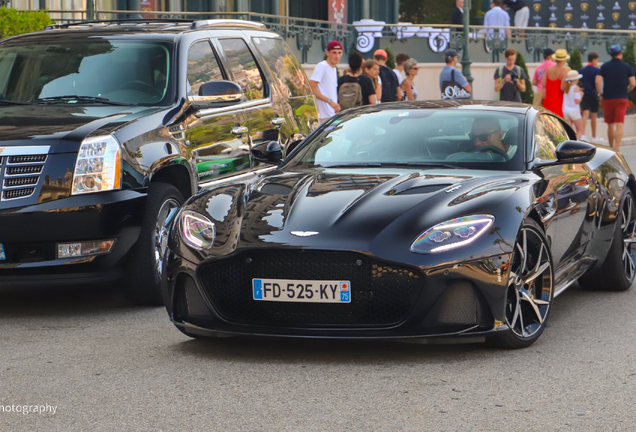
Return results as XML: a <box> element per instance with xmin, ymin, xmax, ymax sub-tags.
<box><xmin>532</xmin><ymin>140</ymin><xmax>596</xmax><ymax>172</ymax></box>
<box><xmin>252</xmin><ymin>140</ymin><xmax>282</xmax><ymax>164</ymax></box>
<box><xmin>555</xmin><ymin>140</ymin><xmax>596</xmax><ymax>163</ymax></box>
<box><xmin>188</xmin><ymin>80</ymin><xmax>242</xmax><ymax>109</ymax></box>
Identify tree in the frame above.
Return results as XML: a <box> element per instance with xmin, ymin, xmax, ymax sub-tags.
<box><xmin>385</xmin><ymin>46</ymin><xmax>396</xmax><ymax>69</ymax></box>
<box><xmin>567</xmin><ymin>50</ymin><xmax>583</xmax><ymax>72</ymax></box>
<box><xmin>400</xmin><ymin>0</ymin><xmax>478</xmax><ymax>24</ymax></box>
<box><xmin>515</xmin><ymin>52</ymin><xmax>534</xmax><ymax>105</ymax></box>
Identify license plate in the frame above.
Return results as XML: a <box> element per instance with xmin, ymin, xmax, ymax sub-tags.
<box><xmin>252</xmin><ymin>279</ymin><xmax>351</xmax><ymax>303</ymax></box>
<box><xmin>0</xmin><ymin>244</ymin><xmax>5</xmax><ymax>261</ymax></box>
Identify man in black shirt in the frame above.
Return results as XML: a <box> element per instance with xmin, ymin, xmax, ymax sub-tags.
<box><xmin>595</xmin><ymin>45</ymin><xmax>636</xmax><ymax>149</ymax></box>
<box><xmin>338</xmin><ymin>52</ymin><xmax>377</xmax><ymax>108</ymax></box>
<box><xmin>503</xmin><ymin>0</ymin><xmax>529</xmax><ymax>27</ymax></box>
<box><xmin>451</xmin><ymin>0</ymin><xmax>464</xmax><ymax>25</ymax></box>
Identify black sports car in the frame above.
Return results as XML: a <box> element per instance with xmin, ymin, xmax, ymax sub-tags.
<box><xmin>162</xmin><ymin>101</ymin><xmax>636</xmax><ymax>348</ymax></box>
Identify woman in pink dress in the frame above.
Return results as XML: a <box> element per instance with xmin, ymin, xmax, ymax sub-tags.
<box><xmin>542</xmin><ymin>49</ymin><xmax>571</xmax><ymax>117</ymax></box>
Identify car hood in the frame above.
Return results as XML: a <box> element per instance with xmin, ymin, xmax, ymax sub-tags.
<box><xmin>0</xmin><ymin>105</ymin><xmax>164</xmax><ymax>153</ymax></box>
<box><xmin>182</xmin><ymin>167</ymin><xmax>530</xmax><ymax>265</ymax></box>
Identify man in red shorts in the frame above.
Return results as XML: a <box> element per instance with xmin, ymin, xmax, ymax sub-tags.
<box><xmin>595</xmin><ymin>45</ymin><xmax>636</xmax><ymax>149</ymax></box>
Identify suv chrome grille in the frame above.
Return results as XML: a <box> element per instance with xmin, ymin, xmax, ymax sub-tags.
<box><xmin>0</xmin><ymin>146</ymin><xmax>50</xmax><ymax>201</ymax></box>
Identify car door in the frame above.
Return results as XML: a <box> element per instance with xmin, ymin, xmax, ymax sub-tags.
<box><xmin>215</xmin><ymin>37</ymin><xmax>281</xmax><ymax>166</ymax></box>
<box><xmin>184</xmin><ymin>39</ymin><xmax>251</xmax><ymax>184</ymax></box>
<box><xmin>533</xmin><ymin>114</ymin><xmax>596</xmax><ymax>283</ymax></box>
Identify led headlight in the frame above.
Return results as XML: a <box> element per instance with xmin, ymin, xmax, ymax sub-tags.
<box><xmin>180</xmin><ymin>210</ymin><xmax>216</xmax><ymax>250</ymax></box>
<box><xmin>411</xmin><ymin>215</ymin><xmax>495</xmax><ymax>254</ymax></box>
<box><xmin>72</xmin><ymin>135</ymin><xmax>121</xmax><ymax>195</ymax></box>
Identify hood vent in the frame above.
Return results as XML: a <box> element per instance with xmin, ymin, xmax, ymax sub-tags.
<box><xmin>0</xmin><ymin>146</ymin><xmax>50</xmax><ymax>201</ymax></box>
<box><xmin>395</xmin><ymin>184</ymin><xmax>452</xmax><ymax>195</ymax></box>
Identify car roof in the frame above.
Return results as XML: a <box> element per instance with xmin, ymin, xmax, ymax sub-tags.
<box><xmin>3</xmin><ymin>19</ymin><xmax>273</xmax><ymax>41</ymax></box>
<box><xmin>348</xmin><ymin>100</ymin><xmax>533</xmax><ymax>115</ymax></box>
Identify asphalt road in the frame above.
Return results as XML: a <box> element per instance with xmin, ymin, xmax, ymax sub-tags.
<box><xmin>3</xmin><ymin>146</ymin><xmax>636</xmax><ymax>431</ymax></box>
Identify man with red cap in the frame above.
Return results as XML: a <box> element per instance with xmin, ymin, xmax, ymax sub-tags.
<box><xmin>373</xmin><ymin>48</ymin><xmax>401</xmax><ymax>102</ymax></box>
<box><xmin>310</xmin><ymin>40</ymin><xmax>343</xmax><ymax>123</ymax></box>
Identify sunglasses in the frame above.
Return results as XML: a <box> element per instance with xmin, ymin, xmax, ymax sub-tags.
<box><xmin>469</xmin><ymin>129</ymin><xmax>500</xmax><ymax>142</ymax></box>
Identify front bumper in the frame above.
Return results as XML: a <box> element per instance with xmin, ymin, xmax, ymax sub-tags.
<box><xmin>163</xmin><ymin>249</ymin><xmax>513</xmax><ymax>340</ymax></box>
<box><xmin>0</xmin><ymin>190</ymin><xmax>147</xmax><ymax>286</ymax></box>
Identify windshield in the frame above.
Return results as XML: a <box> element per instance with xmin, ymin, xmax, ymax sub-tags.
<box><xmin>0</xmin><ymin>39</ymin><xmax>173</xmax><ymax>105</ymax></box>
<box><xmin>285</xmin><ymin>109</ymin><xmax>525</xmax><ymax>171</ymax></box>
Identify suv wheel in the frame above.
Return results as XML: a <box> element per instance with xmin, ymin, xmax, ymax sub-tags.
<box><xmin>126</xmin><ymin>182</ymin><xmax>184</xmax><ymax>305</ymax></box>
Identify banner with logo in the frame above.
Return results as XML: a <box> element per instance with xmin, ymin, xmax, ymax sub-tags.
<box><xmin>328</xmin><ymin>0</ymin><xmax>347</xmax><ymax>24</ymax></box>
<box><xmin>529</xmin><ymin>0</ymin><xmax>634</xmax><ymax>30</ymax></box>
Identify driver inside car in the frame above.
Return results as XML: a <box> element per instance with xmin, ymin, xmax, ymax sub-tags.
<box><xmin>469</xmin><ymin>117</ymin><xmax>508</xmax><ymax>154</ymax></box>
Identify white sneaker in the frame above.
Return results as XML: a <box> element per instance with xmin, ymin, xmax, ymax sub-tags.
<box><xmin>594</xmin><ymin>137</ymin><xmax>604</xmax><ymax>144</ymax></box>
<box><xmin>580</xmin><ymin>135</ymin><xmax>588</xmax><ymax>141</ymax></box>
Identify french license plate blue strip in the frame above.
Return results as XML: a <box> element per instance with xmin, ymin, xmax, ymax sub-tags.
<box><xmin>0</xmin><ymin>244</ymin><xmax>5</xmax><ymax>260</ymax></box>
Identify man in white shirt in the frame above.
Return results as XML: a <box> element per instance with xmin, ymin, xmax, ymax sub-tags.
<box><xmin>484</xmin><ymin>0</ymin><xmax>511</xmax><ymax>38</ymax></box>
<box><xmin>310</xmin><ymin>40</ymin><xmax>343</xmax><ymax>123</ymax></box>
<box><xmin>393</xmin><ymin>53</ymin><xmax>409</xmax><ymax>86</ymax></box>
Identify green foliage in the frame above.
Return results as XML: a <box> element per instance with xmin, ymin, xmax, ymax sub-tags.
<box><xmin>567</xmin><ymin>50</ymin><xmax>583</xmax><ymax>72</ymax></box>
<box><xmin>625</xmin><ymin>40</ymin><xmax>636</xmax><ymax>109</ymax></box>
<box><xmin>624</xmin><ymin>39</ymin><xmax>636</xmax><ymax>67</ymax></box>
<box><xmin>385</xmin><ymin>46</ymin><xmax>396</xmax><ymax>69</ymax></box>
<box><xmin>515</xmin><ymin>52</ymin><xmax>534</xmax><ymax>105</ymax></box>
<box><xmin>0</xmin><ymin>8</ymin><xmax>53</xmax><ymax>39</ymax></box>
<box><xmin>400</xmin><ymin>0</ymin><xmax>478</xmax><ymax>24</ymax></box>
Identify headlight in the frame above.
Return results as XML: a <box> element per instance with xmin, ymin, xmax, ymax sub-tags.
<box><xmin>411</xmin><ymin>215</ymin><xmax>495</xmax><ymax>254</ymax></box>
<box><xmin>72</xmin><ymin>135</ymin><xmax>121</xmax><ymax>195</ymax></box>
<box><xmin>180</xmin><ymin>210</ymin><xmax>216</xmax><ymax>250</ymax></box>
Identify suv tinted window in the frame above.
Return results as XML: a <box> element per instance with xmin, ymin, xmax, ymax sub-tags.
<box><xmin>187</xmin><ymin>40</ymin><xmax>224</xmax><ymax>96</ymax></box>
<box><xmin>534</xmin><ymin>114</ymin><xmax>567</xmax><ymax>161</ymax></box>
<box><xmin>219</xmin><ymin>39</ymin><xmax>264</xmax><ymax>100</ymax></box>
<box><xmin>253</xmin><ymin>37</ymin><xmax>312</xmax><ymax>97</ymax></box>
<box><xmin>0</xmin><ymin>40</ymin><xmax>172</xmax><ymax>105</ymax></box>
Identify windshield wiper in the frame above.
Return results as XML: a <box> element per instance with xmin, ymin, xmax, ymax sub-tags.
<box><xmin>32</xmin><ymin>96</ymin><xmax>133</xmax><ymax>106</ymax></box>
<box><xmin>379</xmin><ymin>162</ymin><xmax>460</xmax><ymax>169</ymax></box>
<box><xmin>322</xmin><ymin>163</ymin><xmax>382</xmax><ymax>168</ymax></box>
<box><xmin>0</xmin><ymin>99</ymin><xmax>32</xmax><ymax>105</ymax></box>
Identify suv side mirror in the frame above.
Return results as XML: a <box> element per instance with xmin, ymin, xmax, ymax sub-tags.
<box><xmin>252</xmin><ymin>140</ymin><xmax>282</xmax><ymax>164</ymax></box>
<box><xmin>188</xmin><ymin>80</ymin><xmax>242</xmax><ymax>109</ymax></box>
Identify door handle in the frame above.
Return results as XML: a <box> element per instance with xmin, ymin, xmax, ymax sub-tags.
<box><xmin>231</xmin><ymin>126</ymin><xmax>249</xmax><ymax>135</ymax></box>
<box><xmin>271</xmin><ymin>117</ymin><xmax>286</xmax><ymax>127</ymax></box>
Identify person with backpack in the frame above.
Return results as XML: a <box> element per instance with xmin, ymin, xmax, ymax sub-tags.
<box><xmin>439</xmin><ymin>49</ymin><xmax>471</xmax><ymax>99</ymax></box>
<box><xmin>494</xmin><ymin>48</ymin><xmax>527</xmax><ymax>102</ymax></box>
<box><xmin>338</xmin><ymin>52</ymin><xmax>377</xmax><ymax>110</ymax></box>
<box><xmin>374</xmin><ymin>49</ymin><xmax>401</xmax><ymax>102</ymax></box>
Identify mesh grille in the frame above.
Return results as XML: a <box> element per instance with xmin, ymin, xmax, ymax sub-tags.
<box><xmin>9</xmin><ymin>155</ymin><xmax>47</xmax><ymax>164</ymax></box>
<box><xmin>3</xmin><ymin>188</ymin><xmax>35</xmax><ymax>200</ymax></box>
<box><xmin>4</xmin><ymin>176</ymin><xmax>39</xmax><ymax>187</ymax></box>
<box><xmin>7</xmin><ymin>165</ymin><xmax>43</xmax><ymax>175</ymax></box>
<box><xmin>198</xmin><ymin>250</ymin><xmax>424</xmax><ymax>327</ymax></box>
<box><xmin>0</xmin><ymin>150</ymin><xmax>48</xmax><ymax>201</ymax></box>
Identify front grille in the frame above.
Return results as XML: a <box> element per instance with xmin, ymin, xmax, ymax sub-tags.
<box><xmin>198</xmin><ymin>250</ymin><xmax>424</xmax><ymax>327</ymax></box>
<box><xmin>0</xmin><ymin>148</ymin><xmax>48</xmax><ymax>201</ymax></box>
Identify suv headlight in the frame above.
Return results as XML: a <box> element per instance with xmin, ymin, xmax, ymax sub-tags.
<box><xmin>180</xmin><ymin>210</ymin><xmax>216</xmax><ymax>250</ymax></box>
<box><xmin>411</xmin><ymin>215</ymin><xmax>495</xmax><ymax>254</ymax></box>
<box><xmin>72</xmin><ymin>135</ymin><xmax>121</xmax><ymax>195</ymax></box>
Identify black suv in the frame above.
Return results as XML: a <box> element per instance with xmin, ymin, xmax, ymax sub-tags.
<box><xmin>0</xmin><ymin>19</ymin><xmax>317</xmax><ymax>304</ymax></box>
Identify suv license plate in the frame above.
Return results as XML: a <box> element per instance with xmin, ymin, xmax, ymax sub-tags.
<box><xmin>252</xmin><ymin>279</ymin><xmax>351</xmax><ymax>303</ymax></box>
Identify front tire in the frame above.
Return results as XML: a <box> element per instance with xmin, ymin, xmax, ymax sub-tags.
<box><xmin>125</xmin><ymin>182</ymin><xmax>183</xmax><ymax>305</ymax></box>
<box><xmin>490</xmin><ymin>219</ymin><xmax>554</xmax><ymax>349</ymax></box>
<box><xmin>579</xmin><ymin>190</ymin><xmax>636</xmax><ymax>292</ymax></box>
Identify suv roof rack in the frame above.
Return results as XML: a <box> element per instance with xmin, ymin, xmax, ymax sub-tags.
<box><xmin>44</xmin><ymin>19</ymin><xmax>266</xmax><ymax>31</ymax></box>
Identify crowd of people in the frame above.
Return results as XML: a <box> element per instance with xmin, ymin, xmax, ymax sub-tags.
<box><xmin>310</xmin><ymin>38</ymin><xmax>636</xmax><ymax>149</ymax></box>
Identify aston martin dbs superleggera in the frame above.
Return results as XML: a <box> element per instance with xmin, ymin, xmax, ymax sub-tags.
<box><xmin>162</xmin><ymin>101</ymin><xmax>636</xmax><ymax>348</ymax></box>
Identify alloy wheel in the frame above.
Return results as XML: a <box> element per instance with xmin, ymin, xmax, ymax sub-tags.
<box><xmin>505</xmin><ymin>227</ymin><xmax>553</xmax><ymax>339</ymax></box>
<box><xmin>621</xmin><ymin>194</ymin><xmax>636</xmax><ymax>284</ymax></box>
<box><xmin>153</xmin><ymin>198</ymin><xmax>180</xmax><ymax>283</ymax></box>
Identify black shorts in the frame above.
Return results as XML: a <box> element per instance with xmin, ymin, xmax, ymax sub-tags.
<box><xmin>581</xmin><ymin>94</ymin><xmax>599</xmax><ymax>113</ymax></box>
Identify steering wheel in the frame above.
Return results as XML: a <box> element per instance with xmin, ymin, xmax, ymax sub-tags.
<box><xmin>117</xmin><ymin>80</ymin><xmax>161</xmax><ymax>98</ymax></box>
<box><xmin>471</xmin><ymin>145</ymin><xmax>509</xmax><ymax>161</ymax></box>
